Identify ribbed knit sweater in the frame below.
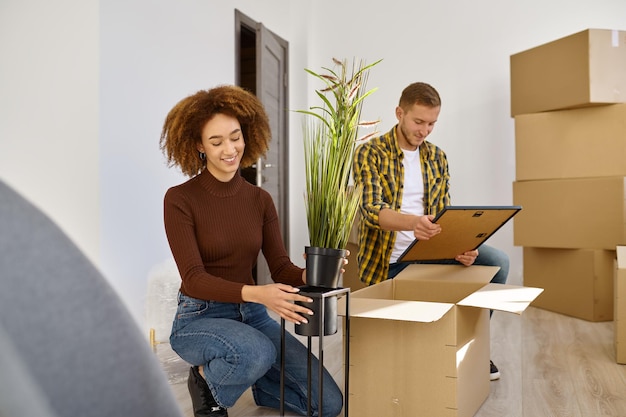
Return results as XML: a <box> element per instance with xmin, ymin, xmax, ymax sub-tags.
<box><xmin>163</xmin><ymin>169</ymin><xmax>304</xmax><ymax>303</ymax></box>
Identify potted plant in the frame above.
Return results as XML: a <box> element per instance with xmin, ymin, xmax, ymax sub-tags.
<box><xmin>295</xmin><ymin>58</ymin><xmax>381</xmax><ymax>336</ymax></box>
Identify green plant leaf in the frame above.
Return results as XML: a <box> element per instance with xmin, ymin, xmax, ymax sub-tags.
<box><xmin>298</xmin><ymin>58</ymin><xmax>382</xmax><ymax>249</ymax></box>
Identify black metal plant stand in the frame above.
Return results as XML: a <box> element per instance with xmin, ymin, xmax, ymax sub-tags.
<box><xmin>280</xmin><ymin>287</ymin><xmax>350</xmax><ymax>417</ymax></box>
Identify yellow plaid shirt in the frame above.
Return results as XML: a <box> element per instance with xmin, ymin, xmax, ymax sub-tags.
<box><xmin>352</xmin><ymin>126</ymin><xmax>450</xmax><ymax>285</ymax></box>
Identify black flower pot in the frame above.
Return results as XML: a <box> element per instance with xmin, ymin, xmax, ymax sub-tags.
<box><xmin>295</xmin><ymin>286</ymin><xmax>338</xmax><ymax>337</ymax></box>
<box><xmin>305</xmin><ymin>246</ymin><xmax>347</xmax><ymax>289</ymax></box>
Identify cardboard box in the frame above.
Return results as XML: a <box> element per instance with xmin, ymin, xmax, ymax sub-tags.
<box><xmin>339</xmin><ymin>264</ymin><xmax>542</xmax><ymax>417</ymax></box>
<box><xmin>340</xmin><ymin>242</ymin><xmax>367</xmax><ymax>292</ymax></box>
<box><xmin>523</xmin><ymin>247</ymin><xmax>615</xmax><ymax>321</ymax></box>
<box><xmin>512</xmin><ymin>177</ymin><xmax>626</xmax><ymax>250</ymax></box>
<box><xmin>515</xmin><ymin>104</ymin><xmax>626</xmax><ymax>181</ymax></box>
<box><xmin>342</xmin><ymin>211</ymin><xmax>367</xmax><ymax>291</ymax></box>
<box><xmin>510</xmin><ymin>29</ymin><xmax>626</xmax><ymax>116</ymax></box>
<box><xmin>616</xmin><ymin>246</ymin><xmax>626</xmax><ymax>363</ymax></box>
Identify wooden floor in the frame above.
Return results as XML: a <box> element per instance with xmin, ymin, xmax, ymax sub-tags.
<box><xmin>156</xmin><ymin>307</ymin><xmax>626</xmax><ymax>417</ymax></box>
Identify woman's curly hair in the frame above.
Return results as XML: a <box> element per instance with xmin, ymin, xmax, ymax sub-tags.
<box><xmin>160</xmin><ymin>85</ymin><xmax>271</xmax><ymax>177</ymax></box>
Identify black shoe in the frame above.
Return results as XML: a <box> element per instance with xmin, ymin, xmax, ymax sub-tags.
<box><xmin>490</xmin><ymin>360</ymin><xmax>501</xmax><ymax>381</ymax></box>
<box><xmin>188</xmin><ymin>366</ymin><xmax>228</xmax><ymax>417</ymax></box>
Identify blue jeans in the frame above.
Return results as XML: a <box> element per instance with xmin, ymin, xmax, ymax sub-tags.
<box><xmin>388</xmin><ymin>244</ymin><xmax>509</xmax><ymax>316</ymax></box>
<box><xmin>170</xmin><ymin>292</ymin><xmax>343</xmax><ymax>417</ymax></box>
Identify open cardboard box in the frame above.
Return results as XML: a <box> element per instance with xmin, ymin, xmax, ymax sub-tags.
<box><xmin>339</xmin><ymin>264</ymin><xmax>543</xmax><ymax>417</ymax></box>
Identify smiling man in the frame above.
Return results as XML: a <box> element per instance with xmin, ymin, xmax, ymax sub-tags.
<box><xmin>352</xmin><ymin>81</ymin><xmax>509</xmax><ymax>381</ymax></box>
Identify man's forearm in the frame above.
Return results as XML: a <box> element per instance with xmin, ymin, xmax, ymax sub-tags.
<box><xmin>378</xmin><ymin>208</ymin><xmax>417</xmax><ymax>232</ymax></box>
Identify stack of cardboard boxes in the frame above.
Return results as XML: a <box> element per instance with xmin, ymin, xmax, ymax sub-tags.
<box><xmin>510</xmin><ymin>28</ymin><xmax>626</xmax><ymax>322</ymax></box>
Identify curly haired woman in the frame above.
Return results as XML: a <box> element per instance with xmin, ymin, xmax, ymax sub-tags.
<box><xmin>160</xmin><ymin>85</ymin><xmax>344</xmax><ymax>417</ymax></box>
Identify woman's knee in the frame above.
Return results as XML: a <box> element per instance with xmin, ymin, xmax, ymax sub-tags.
<box><xmin>320</xmin><ymin>386</ymin><xmax>343</xmax><ymax>417</ymax></box>
<box><xmin>238</xmin><ymin>335</ymin><xmax>276</xmax><ymax>380</ymax></box>
<box><xmin>170</xmin><ymin>320</ymin><xmax>276</xmax><ymax>381</ymax></box>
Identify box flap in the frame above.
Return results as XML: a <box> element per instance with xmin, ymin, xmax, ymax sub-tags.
<box><xmin>617</xmin><ymin>246</ymin><xmax>626</xmax><ymax>268</ymax></box>
<box><xmin>457</xmin><ymin>283</ymin><xmax>544</xmax><ymax>314</ymax></box>
<box><xmin>397</xmin><ymin>264</ymin><xmax>500</xmax><ymax>285</ymax></box>
<box><xmin>394</xmin><ymin>265</ymin><xmax>500</xmax><ymax>305</ymax></box>
<box><xmin>340</xmin><ymin>297</ymin><xmax>454</xmax><ymax>323</ymax></box>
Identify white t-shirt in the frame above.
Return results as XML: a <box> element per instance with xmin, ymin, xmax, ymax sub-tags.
<box><xmin>390</xmin><ymin>148</ymin><xmax>424</xmax><ymax>263</ymax></box>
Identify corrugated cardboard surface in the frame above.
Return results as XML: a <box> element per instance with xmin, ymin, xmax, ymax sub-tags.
<box><xmin>510</xmin><ymin>29</ymin><xmax>626</xmax><ymax>116</ymax></box>
<box><xmin>616</xmin><ymin>246</ymin><xmax>626</xmax><ymax>363</ymax></box>
<box><xmin>524</xmin><ymin>247</ymin><xmax>615</xmax><ymax>321</ymax></box>
<box><xmin>513</xmin><ymin>176</ymin><xmax>626</xmax><ymax>249</ymax></box>
<box><xmin>340</xmin><ymin>242</ymin><xmax>367</xmax><ymax>292</ymax></box>
<box><xmin>348</xmin><ymin>309</ymin><xmax>488</xmax><ymax>417</ymax></box>
<box><xmin>341</xmin><ymin>264</ymin><xmax>541</xmax><ymax>417</ymax></box>
<box><xmin>515</xmin><ymin>104</ymin><xmax>626</xmax><ymax>181</ymax></box>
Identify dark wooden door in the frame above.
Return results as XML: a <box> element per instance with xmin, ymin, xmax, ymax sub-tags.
<box><xmin>236</xmin><ymin>10</ymin><xmax>289</xmax><ymax>285</ymax></box>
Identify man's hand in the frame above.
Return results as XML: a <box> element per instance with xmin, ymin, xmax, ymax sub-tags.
<box><xmin>412</xmin><ymin>215</ymin><xmax>442</xmax><ymax>240</ymax></box>
<box><xmin>455</xmin><ymin>249</ymin><xmax>479</xmax><ymax>266</ymax></box>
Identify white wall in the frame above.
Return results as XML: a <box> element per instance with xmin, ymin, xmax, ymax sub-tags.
<box><xmin>304</xmin><ymin>0</ymin><xmax>626</xmax><ymax>287</ymax></box>
<box><xmin>0</xmin><ymin>0</ymin><xmax>100</xmax><ymax>264</ymax></box>
<box><xmin>1</xmin><ymin>0</ymin><xmax>625</xmax><ymax>326</ymax></box>
<box><xmin>98</xmin><ymin>0</ymin><xmax>311</xmax><ymax>325</ymax></box>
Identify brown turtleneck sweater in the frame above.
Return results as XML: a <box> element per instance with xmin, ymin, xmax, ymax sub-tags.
<box><xmin>163</xmin><ymin>169</ymin><xmax>304</xmax><ymax>303</ymax></box>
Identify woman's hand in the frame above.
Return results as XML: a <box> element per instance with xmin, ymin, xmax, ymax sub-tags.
<box><xmin>242</xmin><ymin>283</ymin><xmax>313</xmax><ymax>325</ymax></box>
<box><xmin>342</xmin><ymin>249</ymin><xmax>350</xmax><ymax>272</ymax></box>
